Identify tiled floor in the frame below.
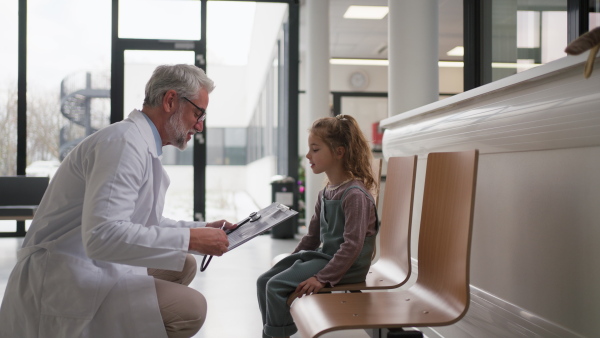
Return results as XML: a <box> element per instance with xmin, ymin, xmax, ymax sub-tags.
<box><xmin>0</xmin><ymin>232</ymin><xmax>370</xmax><ymax>338</ymax></box>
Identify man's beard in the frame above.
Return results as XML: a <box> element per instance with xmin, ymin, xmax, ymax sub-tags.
<box><xmin>166</xmin><ymin>106</ymin><xmax>192</xmax><ymax>150</ymax></box>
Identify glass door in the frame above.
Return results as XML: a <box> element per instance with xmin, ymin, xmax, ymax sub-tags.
<box><xmin>113</xmin><ymin>0</ymin><xmax>296</xmax><ymax>225</ymax></box>
<box><xmin>113</xmin><ymin>0</ymin><xmax>206</xmax><ymax>221</ymax></box>
<box><xmin>123</xmin><ymin>50</ymin><xmax>197</xmax><ymax>221</ymax></box>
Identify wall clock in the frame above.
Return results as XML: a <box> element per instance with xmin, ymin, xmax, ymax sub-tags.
<box><xmin>349</xmin><ymin>71</ymin><xmax>369</xmax><ymax>90</ymax></box>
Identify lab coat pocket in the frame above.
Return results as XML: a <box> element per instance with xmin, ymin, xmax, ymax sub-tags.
<box><xmin>41</xmin><ymin>252</ymin><xmax>102</xmax><ymax>319</ymax></box>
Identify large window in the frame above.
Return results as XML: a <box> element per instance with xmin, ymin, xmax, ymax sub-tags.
<box><xmin>1</xmin><ymin>0</ymin><xmax>298</xmax><ymax>236</ymax></box>
<box><xmin>490</xmin><ymin>0</ymin><xmax>568</xmax><ymax>82</ymax></box>
<box><xmin>118</xmin><ymin>0</ymin><xmax>201</xmax><ymax>40</ymax></box>
<box><xmin>0</xmin><ymin>2</ymin><xmax>19</xmax><ymax>177</ymax></box>
<box><xmin>0</xmin><ymin>2</ymin><xmax>19</xmax><ymax>233</ymax></box>
<box><xmin>27</xmin><ymin>0</ymin><xmax>112</xmax><ymax>167</ymax></box>
<box><xmin>591</xmin><ymin>1</ymin><xmax>600</xmax><ymax>30</ymax></box>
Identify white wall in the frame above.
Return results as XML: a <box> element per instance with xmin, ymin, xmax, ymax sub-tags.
<box><xmin>471</xmin><ymin>148</ymin><xmax>600</xmax><ymax>335</ymax></box>
<box><xmin>207</xmin><ymin>4</ymin><xmax>287</xmax><ymax>127</ymax></box>
<box><xmin>298</xmin><ymin>63</ymin><xmax>464</xmax><ymax>215</ymax></box>
<box><xmin>244</xmin><ymin>3</ymin><xmax>288</xmax><ymax>120</ymax></box>
<box><xmin>327</xmin><ymin>64</ymin><xmax>463</xmax><ymax>94</ymax></box>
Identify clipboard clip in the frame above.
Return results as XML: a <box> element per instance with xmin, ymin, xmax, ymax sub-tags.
<box><xmin>200</xmin><ymin>211</ymin><xmax>262</xmax><ymax>272</ymax></box>
<box><xmin>226</xmin><ymin>211</ymin><xmax>261</xmax><ymax>234</ymax></box>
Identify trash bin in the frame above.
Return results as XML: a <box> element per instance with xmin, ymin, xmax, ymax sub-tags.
<box><xmin>270</xmin><ymin>175</ymin><xmax>298</xmax><ymax>239</ymax></box>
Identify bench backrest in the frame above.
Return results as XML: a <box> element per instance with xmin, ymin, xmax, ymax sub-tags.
<box><xmin>0</xmin><ymin>176</ymin><xmax>50</xmax><ymax>206</ymax></box>
<box><xmin>417</xmin><ymin>150</ymin><xmax>479</xmax><ymax>312</ymax></box>
<box><xmin>375</xmin><ymin>155</ymin><xmax>417</xmax><ymax>279</ymax></box>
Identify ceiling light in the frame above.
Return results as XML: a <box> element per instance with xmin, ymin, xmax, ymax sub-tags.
<box><xmin>446</xmin><ymin>46</ymin><xmax>464</xmax><ymax>56</ymax></box>
<box><xmin>438</xmin><ymin>61</ymin><xmax>464</xmax><ymax>68</ymax></box>
<box><xmin>330</xmin><ymin>59</ymin><xmax>465</xmax><ymax>68</ymax></box>
<box><xmin>330</xmin><ymin>58</ymin><xmax>388</xmax><ymax>66</ymax></box>
<box><xmin>343</xmin><ymin>6</ymin><xmax>389</xmax><ymax>20</ymax></box>
<box><xmin>492</xmin><ymin>62</ymin><xmax>541</xmax><ymax>69</ymax></box>
<box><xmin>329</xmin><ymin>59</ymin><xmax>541</xmax><ymax>70</ymax></box>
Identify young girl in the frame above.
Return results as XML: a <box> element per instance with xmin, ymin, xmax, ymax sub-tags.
<box><xmin>257</xmin><ymin>114</ymin><xmax>378</xmax><ymax>338</ymax></box>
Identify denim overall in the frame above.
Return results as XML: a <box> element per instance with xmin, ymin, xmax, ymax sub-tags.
<box><xmin>257</xmin><ymin>185</ymin><xmax>378</xmax><ymax>338</ymax></box>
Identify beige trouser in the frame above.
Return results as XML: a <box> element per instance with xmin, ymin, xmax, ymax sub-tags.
<box><xmin>148</xmin><ymin>254</ymin><xmax>207</xmax><ymax>338</ymax></box>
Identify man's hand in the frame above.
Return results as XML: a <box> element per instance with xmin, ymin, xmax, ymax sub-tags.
<box><xmin>294</xmin><ymin>276</ymin><xmax>326</xmax><ymax>298</ymax></box>
<box><xmin>189</xmin><ymin>227</ymin><xmax>229</xmax><ymax>256</ymax></box>
<box><xmin>206</xmin><ymin>219</ymin><xmax>237</xmax><ymax>232</ymax></box>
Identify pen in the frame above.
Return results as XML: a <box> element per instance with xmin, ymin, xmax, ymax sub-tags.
<box><xmin>201</xmin><ymin>221</ymin><xmax>227</xmax><ymax>273</ymax></box>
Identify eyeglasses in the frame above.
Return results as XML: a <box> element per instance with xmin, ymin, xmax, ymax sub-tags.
<box><xmin>182</xmin><ymin>97</ymin><xmax>207</xmax><ymax>123</ymax></box>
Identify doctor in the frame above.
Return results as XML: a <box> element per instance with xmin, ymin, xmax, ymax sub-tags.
<box><xmin>0</xmin><ymin>64</ymin><xmax>234</xmax><ymax>338</ymax></box>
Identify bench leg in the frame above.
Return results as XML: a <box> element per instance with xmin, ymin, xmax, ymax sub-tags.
<box><xmin>16</xmin><ymin>221</ymin><xmax>26</xmax><ymax>237</ymax></box>
<box><xmin>0</xmin><ymin>221</ymin><xmax>27</xmax><ymax>237</ymax></box>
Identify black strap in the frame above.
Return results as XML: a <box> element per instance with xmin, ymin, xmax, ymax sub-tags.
<box><xmin>200</xmin><ymin>254</ymin><xmax>213</xmax><ymax>272</ymax></box>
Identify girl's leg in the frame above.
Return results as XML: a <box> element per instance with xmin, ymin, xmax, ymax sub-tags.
<box><xmin>257</xmin><ymin>257</ymin><xmax>297</xmax><ymax>328</ymax></box>
<box><xmin>262</xmin><ymin>257</ymin><xmax>328</xmax><ymax>338</ymax></box>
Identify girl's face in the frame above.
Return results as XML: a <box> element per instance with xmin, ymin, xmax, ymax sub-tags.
<box><xmin>306</xmin><ymin>132</ymin><xmax>340</xmax><ymax>175</ymax></box>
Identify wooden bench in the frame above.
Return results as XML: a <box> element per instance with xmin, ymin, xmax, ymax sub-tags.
<box><xmin>290</xmin><ymin>150</ymin><xmax>479</xmax><ymax>338</ymax></box>
<box><xmin>0</xmin><ymin>176</ymin><xmax>49</xmax><ymax>237</ymax></box>
<box><xmin>287</xmin><ymin>156</ymin><xmax>417</xmax><ymax>305</ymax></box>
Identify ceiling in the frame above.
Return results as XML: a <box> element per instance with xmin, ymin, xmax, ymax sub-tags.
<box><xmin>299</xmin><ymin>0</ymin><xmax>465</xmax><ymax>62</ymax></box>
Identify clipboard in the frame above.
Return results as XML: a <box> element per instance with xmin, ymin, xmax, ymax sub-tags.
<box><xmin>227</xmin><ymin>202</ymin><xmax>298</xmax><ymax>251</ymax></box>
<box><xmin>199</xmin><ymin>203</ymin><xmax>298</xmax><ymax>272</ymax></box>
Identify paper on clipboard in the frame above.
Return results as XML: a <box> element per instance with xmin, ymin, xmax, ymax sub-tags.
<box><xmin>227</xmin><ymin>202</ymin><xmax>298</xmax><ymax>251</ymax></box>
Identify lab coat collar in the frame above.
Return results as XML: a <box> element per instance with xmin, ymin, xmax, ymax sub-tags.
<box><xmin>127</xmin><ymin>109</ymin><xmax>161</xmax><ymax>159</ymax></box>
<box><xmin>139</xmin><ymin>111</ymin><xmax>163</xmax><ymax>157</ymax></box>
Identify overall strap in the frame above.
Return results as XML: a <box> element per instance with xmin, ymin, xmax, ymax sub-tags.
<box><xmin>320</xmin><ymin>187</ymin><xmax>328</xmax><ymax>199</ymax></box>
<box><xmin>340</xmin><ymin>185</ymin><xmax>376</xmax><ymax>207</ymax></box>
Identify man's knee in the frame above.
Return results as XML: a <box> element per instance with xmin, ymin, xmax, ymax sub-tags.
<box><xmin>185</xmin><ymin>290</ymin><xmax>207</xmax><ymax>333</ymax></box>
<box><xmin>189</xmin><ymin>290</ymin><xmax>207</xmax><ymax>322</ymax></box>
<box><xmin>164</xmin><ymin>289</ymin><xmax>207</xmax><ymax>338</ymax></box>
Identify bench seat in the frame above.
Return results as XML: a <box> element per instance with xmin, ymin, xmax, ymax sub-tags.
<box><xmin>0</xmin><ymin>205</ymin><xmax>39</xmax><ymax>220</ymax></box>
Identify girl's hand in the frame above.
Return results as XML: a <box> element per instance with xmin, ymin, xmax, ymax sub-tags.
<box><xmin>294</xmin><ymin>277</ymin><xmax>325</xmax><ymax>297</ymax></box>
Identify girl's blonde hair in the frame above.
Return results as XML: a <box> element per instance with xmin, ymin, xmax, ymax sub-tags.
<box><xmin>309</xmin><ymin>115</ymin><xmax>376</xmax><ymax>192</ymax></box>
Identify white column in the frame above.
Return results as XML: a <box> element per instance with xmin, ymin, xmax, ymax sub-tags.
<box><xmin>304</xmin><ymin>0</ymin><xmax>329</xmax><ymax>225</ymax></box>
<box><xmin>388</xmin><ymin>0</ymin><xmax>439</xmax><ymax>117</ymax></box>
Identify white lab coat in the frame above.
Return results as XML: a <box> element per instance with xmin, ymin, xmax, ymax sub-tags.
<box><xmin>0</xmin><ymin>110</ymin><xmax>204</xmax><ymax>338</ymax></box>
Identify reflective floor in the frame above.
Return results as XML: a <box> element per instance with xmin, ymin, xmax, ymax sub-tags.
<box><xmin>0</xmin><ymin>233</ymin><xmax>370</xmax><ymax>338</ymax></box>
